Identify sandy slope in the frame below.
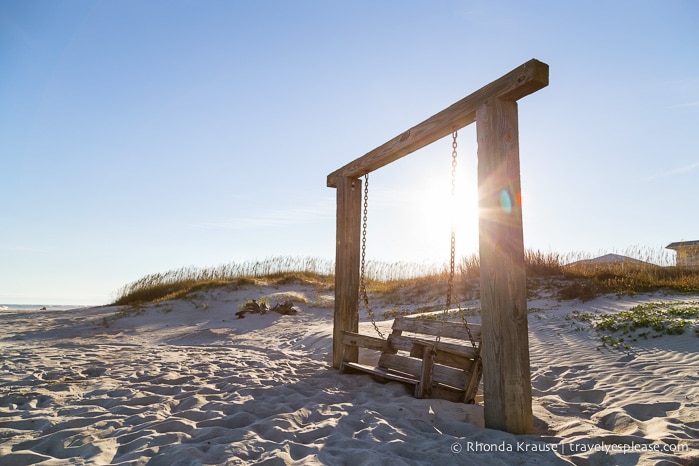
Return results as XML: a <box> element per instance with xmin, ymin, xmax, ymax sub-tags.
<box><xmin>0</xmin><ymin>283</ymin><xmax>697</xmax><ymax>465</ymax></box>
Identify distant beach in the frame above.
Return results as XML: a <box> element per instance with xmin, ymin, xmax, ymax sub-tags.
<box><xmin>0</xmin><ymin>304</ymin><xmax>87</xmax><ymax>312</ymax></box>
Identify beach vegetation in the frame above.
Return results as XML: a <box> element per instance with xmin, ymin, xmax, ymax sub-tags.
<box><xmin>558</xmin><ymin>246</ymin><xmax>699</xmax><ymax>301</ymax></box>
<box><xmin>569</xmin><ymin>301</ymin><xmax>699</xmax><ymax>351</ymax></box>
<box><xmin>111</xmin><ymin>257</ymin><xmax>335</xmax><ymax>306</ymax></box>
<box><xmin>110</xmin><ymin>248</ymin><xmax>699</xmax><ymax>307</ymax></box>
<box><xmin>101</xmin><ymin>306</ymin><xmax>147</xmax><ymax>327</ymax></box>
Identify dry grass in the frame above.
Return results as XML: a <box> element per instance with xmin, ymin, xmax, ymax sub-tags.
<box><xmin>112</xmin><ymin>257</ymin><xmax>335</xmax><ymax>306</ymax></box>
<box><xmin>111</xmin><ymin>248</ymin><xmax>699</xmax><ymax>306</ymax></box>
<box><xmin>560</xmin><ymin>263</ymin><xmax>699</xmax><ymax>300</ymax></box>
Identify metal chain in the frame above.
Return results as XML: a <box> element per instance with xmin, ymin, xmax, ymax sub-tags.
<box><xmin>438</xmin><ymin>131</ymin><xmax>460</xmax><ymax>345</ymax></box>
<box><xmin>359</xmin><ymin>173</ymin><xmax>385</xmax><ymax>339</ymax></box>
<box><xmin>428</xmin><ymin>131</ymin><xmax>461</xmax><ymax>395</ymax></box>
<box><xmin>455</xmin><ymin>294</ymin><xmax>480</xmax><ymax>353</ymax></box>
<box><xmin>446</xmin><ymin>131</ymin><xmax>480</xmax><ymax>352</ymax></box>
<box><xmin>446</xmin><ymin>131</ymin><xmax>458</xmax><ymax>312</ymax></box>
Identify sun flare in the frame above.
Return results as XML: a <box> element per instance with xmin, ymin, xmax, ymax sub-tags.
<box><xmin>413</xmin><ymin>173</ymin><xmax>479</xmax><ymax>261</ymax></box>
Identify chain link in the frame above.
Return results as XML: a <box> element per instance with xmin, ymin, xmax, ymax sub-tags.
<box><xmin>439</xmin><ymin>131</ymin><xmax>459</xmax><ymax>344</ymax></box>
<box><xmin>446</xmin><ymin>131</ymin><xmax>459</xmax><ymax>312</ymax></box>
<box><xmin>358</xmin><ymin>173</ymin><xmax>385</xmax><ymax>339</ymax></box>
<box><xmin>445</xmin><ymin>131</ymin><xmax>480</xmax><ymax>351</ymax></box>
<box><xmin>451</xmin><ymin>131</ymin><xmax>458</xmax><ymax>197</ymax></box>
<box><xmin>427</xmin><ymin>131</ymin><xmax>462</xmax><ymax>395</ymax></box>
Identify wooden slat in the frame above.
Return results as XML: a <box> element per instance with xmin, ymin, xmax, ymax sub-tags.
<box><xmin>327</xmin><ymin>59</ymin><xmax>549</xmax><ymax>187</ymax></box>
<box><xmin>435</xmin><ymin>349</ymin><xmax>475</xmax><ymax>370</ymax></box>
<box><xmin>412</xmin><ymin>339</ymin><xmax>477</xmax><ymax>368</ymax></box>
<box><xmin>342</xmin><ymin>362</ymin><xmax>419</xmax><ymax>385</ymax></box>
<box><xmin>464</xmin><ymin>359</ymin><xmax>483</xmax><ymax>404</ymax></box>
<box><xmin>378</xmin><ymin>353</ymin><xmax>470</xmax><ymax>390</ymax></box>
<box><xmin>418</xmin><ymin>344</ymin><xmax>434</xmax><ymax>399</ymax></box>
<box><xmin>393</xmin><ymin>316</ymin><xmax>482</xmax><ymax>341</ymax></box>
<box><xmin>433</xmin><ymin>367</ymin><xmax>473</xmax><ymax>392</ymax></box>
<box><xmin>378</xmin><ymin>352</ymin><xmax>421</xmax><ymax>377</ymax></box>
<box><xmin>433</xmin><ymin>341</ymin><xmax>479</xmax><ymax>361</ymax></box>
<box><xmin>386</xmin><ymin>334</ymin><xmax>414</xmax><ymax>353</ymax></box>
<box><xmin>344</xmin><ymin>329</ymin><xmax>477</xmax><ymax>368</ymax></box>
<box><xmin>389</xmin><ymin>334</ymin><xmax>478</xmax><ymax>365</ymax></box>
<box><xmin>341</xmin><ymin>331</ymin><xmax>389</xmax><ymax>352</ymax></box>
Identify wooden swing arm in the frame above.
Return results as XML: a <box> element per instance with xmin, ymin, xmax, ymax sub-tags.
<box><xmin>341</xmin><ymin>331</ymin><xmax>389</xmax><ymax>353</ymax></box>
<box><xmin>327</xmin><ymin>58</ymin><xmax>548</xmax><ymax>188</ymax></box>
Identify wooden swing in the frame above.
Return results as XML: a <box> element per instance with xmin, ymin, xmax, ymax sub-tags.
<box><xmin>342</xmin><ymin>316</ymin><xmax>482</xmax><ymax>403</ymax></box>
<box><xmin>328</xmin><ymin>59</ymin><xmax>548</xmax><ymax>434</ymax></box>
<box><xmin>340</xmin><ymin>131</ymin><xmax>483</xmax><ymax>404</ymax></box>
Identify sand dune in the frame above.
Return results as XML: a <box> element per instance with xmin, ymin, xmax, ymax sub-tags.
<box><xmin>1</xmin><ymin>286</ymin><xmax>697</xmax><ymax>465</ymax></box>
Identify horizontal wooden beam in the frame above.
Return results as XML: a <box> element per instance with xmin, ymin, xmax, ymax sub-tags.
<box><xmin>327</xmin><ymin>58</ymin><xmax>549</xmax><ymax>188</ymax></box>
<box><xmin>341</xmin><ymin>330</ymin><xmax>389</xmax><ymax>353</ymax></box>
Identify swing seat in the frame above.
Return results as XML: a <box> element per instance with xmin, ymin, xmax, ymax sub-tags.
<box><xmin>340</xmin><ymin>316</ymin><xmax>482</xmax><ymax>403</ymax></box>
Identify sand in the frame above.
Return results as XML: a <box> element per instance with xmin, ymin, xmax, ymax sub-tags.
<box><xmin>1</xmin><ymin>283</ymin><xmax>698</xmax><ymax>465</ymax></box>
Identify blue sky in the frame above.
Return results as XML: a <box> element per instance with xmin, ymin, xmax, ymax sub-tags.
<box><xmin>1</xmin><ymin>1</ymin><xmax>698</xmax><ymax>304</ymax></box>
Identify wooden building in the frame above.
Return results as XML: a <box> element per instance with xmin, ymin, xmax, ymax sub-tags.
<box><xmin>666</xmin><ymin>240</ymin><xmax>699</xmax><ymax>267</ymax></box>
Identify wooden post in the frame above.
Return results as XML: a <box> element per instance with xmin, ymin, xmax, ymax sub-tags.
<box><xmin>476</xmin><ymin>98</ymin><xmax>533</xmax><ymax>434</ymax></box>
<box><xmin>332</xmin><ymin>176</ymin><xmax>362</xmax><ymax>369</ymax></box>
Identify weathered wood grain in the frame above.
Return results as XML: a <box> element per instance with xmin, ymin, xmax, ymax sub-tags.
<box><xmin>476</xmin><ymin>98</ymin><xmax>533</xmax><ymax>434</ymax></box>
<box><xmin>332</xmin><ymin>177</ymin><xmax>362</xmax><ymax>369</ymax></box>
<box><xmin>393</xmin><ymin>316</ymin><xmax>482</xmax><ymax>341</ymax></box>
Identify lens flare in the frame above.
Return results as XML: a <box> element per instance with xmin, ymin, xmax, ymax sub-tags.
<box><xmin>499</xmin><ymin>189</ymin><xmax>512</xmax><ymax>213</ymax></box>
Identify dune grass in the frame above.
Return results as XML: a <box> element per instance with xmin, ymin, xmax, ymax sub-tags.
<box><xmin>560</xmin><ymin>262</ymin><xmax>699</xmax><ymax>301</ymax></box>
<box><xmin>111</xmin><ymin>257</ymin><xmax>335</xmax><ymax>306</ymax></box>
<box><xmin>111</xmin><ymin>249</ymin><xmax>699</xmax><ymax>306</ymax></box>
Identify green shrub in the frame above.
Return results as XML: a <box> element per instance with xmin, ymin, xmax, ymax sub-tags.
<box><xmin>570</xmin><ymin>301</ymin><xmax>699</xmax><ymax>350</ymax></box>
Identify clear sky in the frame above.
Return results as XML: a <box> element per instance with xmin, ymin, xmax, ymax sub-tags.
<box><xmin>2</xmin><ymin>1</ymin><xmax>698</xmax><ymax>305</ymax></box>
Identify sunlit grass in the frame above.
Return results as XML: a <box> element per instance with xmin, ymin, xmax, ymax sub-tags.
<box><xmin>561</xmin><ymin>265</ymin><xmax>699</xmax><ymax>301</ymax></box>
<box><xmin>111</xmin><ymin>248</ymin><xmax>699</xmax><ymax>306</ymax></box>
<box><xmin>112</xmin><ymin>257</ymin><xmax>335</xmax><ymax>306</ymax></box>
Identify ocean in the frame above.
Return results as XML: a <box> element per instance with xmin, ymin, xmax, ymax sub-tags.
<box><xmin>0</xmin><ymin>304</ymin><xmax>89</xmax><ymax>312</ymax></box>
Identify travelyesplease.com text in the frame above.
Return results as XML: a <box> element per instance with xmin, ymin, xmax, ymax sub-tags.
<box><xmin>451</xmin><ymin>440</ymin><xmax>689</xmax><ymax>455</ymax></box>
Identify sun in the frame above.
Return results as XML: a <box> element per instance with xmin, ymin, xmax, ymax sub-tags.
<box><xmin>365</xmin><ymin>137</ymin><xmax>480</xmax><ymax>264</ymax></box>
<box><xmin>413</xmin><ymin>172</ymin><xmax>479</xmax><ymax>261</ymax></box>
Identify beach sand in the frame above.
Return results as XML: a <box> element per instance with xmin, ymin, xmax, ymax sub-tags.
<box><xmin>1</xmin><ymin>283</ymin><xmax>697</xmax><ymax>465</ymax></box>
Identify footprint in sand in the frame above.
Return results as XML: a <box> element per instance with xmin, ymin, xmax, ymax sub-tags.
<box><xmin>557</xmin><ymin>389</ymin><xmax>607</xmax><ymax>404</ymax></box>
<box><xmin>622</xmin><ymin>401</ymin><xmax>681</xmax><ymax>421</ymax></box>
<box><xmin>531</xmin><ymin>374</ymin><xmax>557</xmax><ymax>391</ymax></box>
<box><xmin>81</xmin><ymin>366</ymin><xmax>106</xmax><ymax>377</ymax></box>
<box><xmin>595</xmin><ymin>409</ymin><xmax>642</xmax><ymax>435</ymax></box>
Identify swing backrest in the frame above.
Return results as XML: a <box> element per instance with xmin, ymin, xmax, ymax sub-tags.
<box><xmin>391</xmin><ymin>316</ymin><xmax>481</xmax><ymax>341</ymax></box>
<box><xmin>375</xmin><ymin>316</ymin><xmax>481</xmax><ymax>391</ymax></box>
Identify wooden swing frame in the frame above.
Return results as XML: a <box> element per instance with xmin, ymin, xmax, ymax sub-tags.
<box><xmin>327</xmin><ymin>59</ymin><xmax>549</xmax><ymax>435</ymax></box>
